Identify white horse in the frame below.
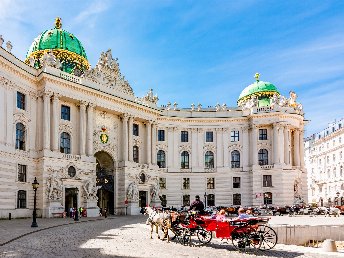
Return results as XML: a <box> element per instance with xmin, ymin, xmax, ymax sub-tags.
<box><xmin>144</xmin><ymin>207</ymin><xmax>171</xmax><ymax>242</ymax></box>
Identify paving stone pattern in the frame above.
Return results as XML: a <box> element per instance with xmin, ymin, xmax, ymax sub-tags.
<box><xmin>1</xmin><ymin>216</ymin><xmax>344</xmax><ymax>258</ymax></box>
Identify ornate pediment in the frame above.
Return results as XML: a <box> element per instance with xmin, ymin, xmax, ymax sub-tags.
<box><xmin>83</xmin><ymin>49</ymin><xmax>134</xmax><ymax>96</ymax></box>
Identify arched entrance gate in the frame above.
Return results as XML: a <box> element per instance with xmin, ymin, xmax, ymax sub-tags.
<box><xmin>95</xmin><ymin>151</ymin><xmax>115</xmax><ymax>215</ymax></box>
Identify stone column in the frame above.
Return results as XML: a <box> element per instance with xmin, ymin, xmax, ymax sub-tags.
<box><xmin>198</xmin><ymin>129</ymin><xmax>204</xmax><ymax>167</ymax></box>
<box><xmin>251</xmin><ymin>126</ymin><xmax>258</xmax><ymax>166</ymax></box>
<box><xmin>146</xmin><ymin>121</ymin><xmax>152</xmax><ymax>164</ymax></box>
<box><xmin>284</xmin><ymin>127</ymin><xmax>289</xmax><ymax>165</ymax></box>
<box><xmin>278</xmin><ymin>126</ymin><xmax>284</xmax><ymax>164</ymax></box>
<box><xmin>293</xmin><ymin>129</ymin><xmax>300</xmax><ymax>166</ymax></box>
<box><xmin>128</xmin><ymin>116</ymin><xmax>133</xmax><ymax>162</ymax></box>
<box><xmin>223</xmin><ymin>129</ymin><xmax>229</xmax><ymax>167</ymax></box>
<box><xmin>151</xmin><ymin>122</ymin><xmax>157</xmax><ymax>165</ymax></box>
<box><xmin>167</xmin><ymin>127</ymin><xmax>174</xmax><ymax>167</ymax></box>
<box><xmin>191</xmin><ymin>128</ymin><xmax>198</xmax><ymax>168</ymax></box>
<box><xmin>79</xmin><ymin>101</ymin><xmax>87</xmax><ymax>155</ymax></box>
<box><xmin>43</xmin><ymin>92</ymin><xmax>51</xmax><ymax>150</ymax></box>
<box><xmin>173</xmin><ymin>128</ymin><xmax>179</xmax><ymax>168</ymax></box>
<box><xmin>299</xmin><ymin>129</ymin><xmax>305</xmax><ymax>168</ymax></box>
<box><xmin>51</xmin><ymin>94</ymin><xmax>59</xmax><ymax>152</ymax></box>
<box><xmin>86</xmin><ymin>103</ymin><xmax>95</xmax><ymax>156</ymax></box>
<box><xmin>0</xmin><ymin>87</ymin><xmax>5</xmax><ymax>144</ymax></box>
<box><xmin>36</xmin><ymin>95</ymin><xmax>43</xmax><ymax>150</ymax></box>
<box><xmin>216</xmin><ymin>128</ymin><xmax>223</xmax><ymax>167</ymax></box>
<box><xmin>273</xmin><ymin>123</ymin><xmax>279</xmax><ymax>164</ymax></box>
<box><xmin>242</xmin><ymin>127</ymin><xmax>249</xmax><ymax>168</ymax></box>
<box><xmin>122</xmin><ymin>114</ymin><xmax>129</xmax><ymax>161</ymax></box>
<box><xmin>6</xmin><ymin>88</ymin><xmax>14</xmax><ymax>146</ymax></box>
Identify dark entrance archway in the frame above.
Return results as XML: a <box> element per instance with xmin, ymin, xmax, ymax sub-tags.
<box><xmin>65</xmin><ymin>188</ymin><xmax>77</xmax><ymax>217</ymax></box>
<box><xmin>95</xmin><ymin>151</ymin><xmax>115</xmax><ymax>215</ymax></box>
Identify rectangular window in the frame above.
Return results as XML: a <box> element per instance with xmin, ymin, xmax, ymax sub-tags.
<box><xmin>61</xmin><ymin>105</ymin><xmax>70</xmax><ymax>121</ymax></box>
<box><xmin>161</xmin><ymin>195</ymin><xmax>167</xmax><ymax>207</ymax></box>
<box><xmin>206</xmin><ymin>131</ymin><xmax>213</xmax><ymax>142</ymax></box>
<box><xmin>183</xmin><ymin>178</ymin><xmax>190</xmax><ymax>189</ymax></box>
<box><xmin>263</xmin><ymin>175</ymin><xmax>272</xmax><ymax>187</ymax></box>
<box><xmin>181</xmin><ymin>131</ymin><xmax>189</xmax><ymax>142</ymax></box>
<box><xmin>233</xmin><ymin>177</ymin><xmax>241</xmax><ymax>188</ymax></box>
<box><xmin>133</xmin><ymin>146</ymin><xmax>139</xmax><ymax>163</ymax></box>
<box><xmin>17</xmin><ymin>190</ymin><xmax>26</xmax><ymax>208</ymax></box>
<box><xmin>207</xmin><ymin>178</ymin><xmax>215</xmax><ymax>189</ymax></box>
<box><xmin>231</xmin><ymin>130</ymin><xmax>239</xmax><ymax>142</ymax></box>
<box><xmin>18</xmin><ymin>164</ymin><xmax>27</xmax><ymax>182</ymax></box>
<box><xmin>133</xmin><ymin>124</ymin><xmax>139</xmax><ymax>136</ymax></box>
<box><xmin>259</xmin><ymin>129</ymin><xmax>268</xmax><ymax>140</ymax></box>
<box><xmin>233</xmin><ymin>193</ymin><xmax>241</xmax><ymax>205</ymax></box>
<box><xmin>158</xmin><ymin>130</ymin><xmax>165</xmax><ymax>141</ymax></box>
<box><xmin>159</xmin><ymin>177</ymin><xmax>166</xmax><ymax>189</ymax></box>
<box><xmin>183</xmin><ymin>195</ymin><xmax>190</xmax><ymax>206</ymax></box>
<box><xmin>17</xmin><ymin>92</ymin><xmax>25</xmax><ymax>110</ymax></box>
<box><xmin>207</xmin><ymin>194</ymin><xmax>215</xmax><ymax>206</ymax></box>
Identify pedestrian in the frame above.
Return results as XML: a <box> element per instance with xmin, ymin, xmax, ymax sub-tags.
<box><xmin>104</xmin><ymin>208</ymin><xmax>107</xmax><ymax>218</ymax></box>
<box><xmin>238</xmin><ymin>208</ymin><xmax>250</xmax><ymax>219</ymax></box>
<box><xmin>69</xmin><ymin>207</ymin><xmax>73</xmax><ymax>218</ymax></box>
<box><xmin>190</xmin><ymin>195</ymin><xmax>205</xmax><ymax>214</ymax></box>
<box><xmin>79</xmin><ymin>207</ymin><xmax>83</xmax><ymax>217</ymax></box>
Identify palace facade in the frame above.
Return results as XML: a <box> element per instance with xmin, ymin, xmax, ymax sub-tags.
<box><xmin>305</xmin><ymin>118</ymin><xmax>344</xmax><ymax>206</ymax></box>
<box><xmin>0</xmin><ymin>19</ymin><xmax>307</xmax><ymax>218</ymax></box>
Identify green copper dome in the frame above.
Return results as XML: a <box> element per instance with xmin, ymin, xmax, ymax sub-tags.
<box><xmin>25</xmin><ymin>18</ymin><xmax>89</xmax><ymax>74</ymax></box>
<box><xmin>237</xmin><ymin>73</ymin><xmax>280</xmax><ymax>106</ymax></box>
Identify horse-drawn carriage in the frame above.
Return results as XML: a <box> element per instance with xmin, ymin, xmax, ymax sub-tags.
<box><xmin>145</xmin><ymin>207</ymin><xmax>278</xmax><ymax>252</ymax></box>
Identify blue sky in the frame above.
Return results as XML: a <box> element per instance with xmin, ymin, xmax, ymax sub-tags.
<box><xmin>1</xmin><ymin>0</ymin><xmax>343</xmax><ymax>136</ymax></box>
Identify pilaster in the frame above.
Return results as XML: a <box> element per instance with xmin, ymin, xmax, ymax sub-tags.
<box><xmin>128</xmin><ymin>116</ymin><xmax>133</xmax><ymax>162</ymax></box>
<box><xmin>51</xmin><ymin>94</ymin><xmax>59</xmax><ymax>152</ymax></box>
<box><xmin>43</xmin><ymin>91</ymin><xmax>52</xmax><ymax>150</ymax></box>
<box><xmin>122</xmin><ymin>114</ymin><xmax>129</xmax><ymax>161</ymax></box>
<box><xmin>86</xmin><ymin>103</ymin><xmax>95</xmax><ymax>156</ymax></box>
<box><xmin>79</xmin><ymin>101</ymin><xmax>87</xmax><ymax>155</ymax></box>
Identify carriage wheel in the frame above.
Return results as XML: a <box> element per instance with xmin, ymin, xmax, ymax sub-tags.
<box><xmin>196</xmin><ymin>228</ymin><xmax>212</xmax><ymax>245</ymax></box>
<box><xmin>171</xmin><ymin>224</ymin><xmax>185</xmax><ymax>244</ymax></box>
<box><xmin>231</xmin><ymin>227</ymin><xmax>257</xmax><ymax>252</ymax></box>
<box><xmin>254</xmin><ymin>225</ymin><xmax>277</xmax><ymax>250</ymax></box>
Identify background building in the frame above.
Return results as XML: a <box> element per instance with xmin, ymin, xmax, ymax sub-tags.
<box><xmin>0</xmin><ymin>18</ymin><xmax>306</xmax><ymax>218</ymax></box>
<box><xmin>305</xmin><ymin>118</ymin><xmax>344</xmax><ymax>206</ymax></box>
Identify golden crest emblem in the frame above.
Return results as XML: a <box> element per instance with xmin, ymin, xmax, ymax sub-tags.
<box><xmin>100</xmin><ymin>126</ymin><xmax>109</xmax><ymax>144</ymax></box>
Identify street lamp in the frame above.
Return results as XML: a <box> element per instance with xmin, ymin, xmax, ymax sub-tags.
<box><xmin>74</xmin><ymin>188</ymin><xmax>79</xmax><ymax>221</ymax></box>
<box><xmin>31</xmin><ymin>177</ymin><xmax>39</xmax><ymax>228</ymax></box>
<box><xmin>204</xmin><ymin>192</ymin><xmax>207</xmax><ymax>208</ymax></box>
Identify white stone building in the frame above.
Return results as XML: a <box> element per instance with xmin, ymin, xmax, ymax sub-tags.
<box><xmin>305</xmin><ymin>118</ymin><xmax>344</xmax><ymax>206</ymax></box>
<box><xmin>0</xmin><ymin>19</ymin><xmax>307</xmax><ymax>218</ymax></box>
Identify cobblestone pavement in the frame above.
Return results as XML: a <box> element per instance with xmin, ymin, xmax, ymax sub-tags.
<box><xmin>1</xmin><ymin>216</ymin><xmax>344</xmax><ymax>258</ymax></box>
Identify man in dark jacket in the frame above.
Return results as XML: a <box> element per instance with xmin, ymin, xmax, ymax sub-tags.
<box><xmin>190</xmin><ymin>195</ymin><xmax>205</xmax><ymax>213</ymax></box>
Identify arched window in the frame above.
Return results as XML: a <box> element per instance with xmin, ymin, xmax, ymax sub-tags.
<box><xmin>181</xmin><ymin>151</ymin><xmax>189</xmax><ymax>169</ymax></box>
<box><xmin>15</xmin><ymin>123</ymin><xmax>26</xmax><ymax>150</ymax></box>
<box><xmin>258</xmin><ymin>149</ymin><xmax>268</xmax><ymax>165</ymax></box>
<box><xmin>231</xmin><ymin>150</ymin><xmax>240</xmax><ymax>168</ymax></box>
<box><xmin>133</xmin><ymin>146</ymin><xmax>139</xmax><ymax>163</ymax></box>
<box><xmin>157</xmin><ymin>150</ymin><xmax>166</xmax><ymax>168</ymax></box>
<box><xmin>60</xmin><ymin>132</ymin><xmax>71</xmax><ymax>154</ymax></box>
<box><xmin>17</xmin><ymin>190</ymin><xmax>26</xmax><ymax>208</ymax></box>
<box><xmin>205</xmin><ymin>151</ymin><xmax>214</xmax><ymax>168</ymax></box>
<box><xmin>207</xmin><ymin>194</ymin><xmax>215</xmax><ymax>206</ymax></box>
<box><xmin>264</xmin><ymin>192</ymin><xmax>273</xmax><ymax>205</ymax></box>
<box><xmin>233</xmin><ymin>193</ymin><xmax>241</xmax><ymax>205</ymax></box>
<box><xmin>68</xmin><ymin>166</ymin><xmax>76</xmax><ymax>177</ymax></box>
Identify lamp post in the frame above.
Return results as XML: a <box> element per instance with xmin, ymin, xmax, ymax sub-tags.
<box><xmin>204</xmin><ymin>192</ymin><xmax>207</xmax><ymax>208</ymax></box>
<box><xmin>31</xmin><ymin>177</ymin><xmax>39</xmax><ymax>228</ymax></box>
<box><xmin>74</xmin><ymin>188</ymin><xmax>79</xmax><ymax>221</ymax></box>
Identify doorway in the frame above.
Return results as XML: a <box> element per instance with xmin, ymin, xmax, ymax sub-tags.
<box><xmin>65</xmin><ymin>188</ymin><xmax>77</xmax><ymax>217</ymax></box>
<box><xmin>139</xmin><ymin>191</ymin><xmax>147</xmax><ymax>208</ymax></box>
<box><xmin>95</xmin><ymin>151</ymin><xmax>115</xmax><ymax>215</ymax></box>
